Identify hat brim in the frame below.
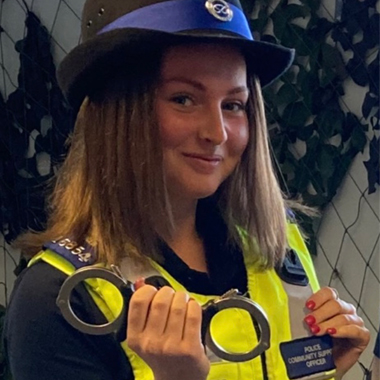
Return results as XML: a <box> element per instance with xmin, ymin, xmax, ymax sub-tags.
<box><xmin>58</xmin><ymin>28</ymin><xmax>295</xmax><ymax>108</ymax></box>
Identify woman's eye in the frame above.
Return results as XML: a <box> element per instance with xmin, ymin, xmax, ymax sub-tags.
<box><xmin>171</xmin><ymin>95</ymin><xmax>193</xmax><ymax>106</ymax></box>
<box><xmin>223</xmin><ymin>102</ymin><xmax>246</xmax><ymax>112</ymax></box>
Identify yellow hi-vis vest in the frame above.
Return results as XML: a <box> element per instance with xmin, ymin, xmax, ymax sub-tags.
<box><xmin>30</xmin><ymin>223</ymin><xmax>335</xmax><ymax>380</ymax></box>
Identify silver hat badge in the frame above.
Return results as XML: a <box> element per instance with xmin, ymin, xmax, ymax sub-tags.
<box><xmin>205</xmin><ymin>0</ymin><xmax>234</xmax><ymax>22</ymax></box>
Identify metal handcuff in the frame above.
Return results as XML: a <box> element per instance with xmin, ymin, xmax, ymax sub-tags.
<box><xmin>57</xmin><ymin>265</ymin><xmax>271</xmax><ymax>362</ymax></box>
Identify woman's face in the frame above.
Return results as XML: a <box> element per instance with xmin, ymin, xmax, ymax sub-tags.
<box><xmin>155</xmin><ymin>43</ymin><xmax>249</xmax><ymax>203</ymax></box>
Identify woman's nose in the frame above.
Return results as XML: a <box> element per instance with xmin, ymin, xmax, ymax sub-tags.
<box><xmin>198</xmin><ymin>105</ymin><xmax>227</xmax><ymax>145</ymax></box>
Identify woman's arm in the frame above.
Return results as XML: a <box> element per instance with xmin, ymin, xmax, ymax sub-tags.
<box><xmin>4</xmin><ymin>262</ymin><xmax>133</xmax><ymax>380</ymax></box>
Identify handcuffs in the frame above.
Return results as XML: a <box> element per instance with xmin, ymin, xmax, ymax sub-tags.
<box><xmin>57</xmin><ymin>265</ymin><xmax>271</xmax><ymax>362</ymax></box>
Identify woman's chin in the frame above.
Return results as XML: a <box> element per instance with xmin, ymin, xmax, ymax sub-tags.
<box><xmin>169</xmin><ymin>185</ymin><xmax>220</xmax><ymax>204</ymax></box>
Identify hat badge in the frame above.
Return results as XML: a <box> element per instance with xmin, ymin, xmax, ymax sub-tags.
<box><xmin>205</xmin><ymin>0</ymin><xmax>234</xmax><ymax>22</ymax></box>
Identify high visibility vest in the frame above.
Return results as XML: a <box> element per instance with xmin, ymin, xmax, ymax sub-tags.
<box><xmin>30</xmin><ymin>223</ymin><xmax>336</xmax><ymax>380</ymax></box>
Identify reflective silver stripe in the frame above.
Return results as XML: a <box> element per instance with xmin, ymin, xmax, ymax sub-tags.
<box><xmin>206</xmin><ymin>346</ymin><xmax>223</xmax><ymax>363</ymax></box>
<box><xmin>281</xmin><ymin>280</ymin><xmax>314</xmax><ymax>339</ymax></box>
<box><xmin>280</xmin><ymin>262</ymin><xmax>337</xmax><ymax>379</ymax></box>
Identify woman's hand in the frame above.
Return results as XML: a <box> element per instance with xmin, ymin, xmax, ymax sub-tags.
<box><xmin>304</xmin><ymin>287</ymin><xmax>370</xmax><ymax>379</ymax></box>
<box><xmin>126</xmin><ymin>283</ymin><xmax>210</xmax><ymax>380</ymax></box>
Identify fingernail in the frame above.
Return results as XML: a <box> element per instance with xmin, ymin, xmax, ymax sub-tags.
<box><xmin>327</xmin><ymin>327</ymin><xmax>337</xmax><ymax>335</ymax></box>
<box><xmin>304</xmin><ymin>315</ymin><xmax>316</xmax><ymax>326</ymax></box>
<box><xmin>306</xmin><ymin>300</ymin><xmax>316</xmax><ymax>310</ymax></box>
<box><xmin>310</xmin><ymin>325</ymin><xmax>320</xmax><ymax>334</ymax></box>
<box><xmin>134</xmin><ymin>277</ymin><xmax>145</xmax><ymax>290</ymax></box>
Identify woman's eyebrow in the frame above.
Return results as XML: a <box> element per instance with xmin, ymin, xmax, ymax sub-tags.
<box><xmin>228</xmin><ymin>86</ymin><xmax>249</xmax><ymax>95</ymax></box>
<box><xmin>161</xmin><ymin>77</ymin><xmax>206</xmax><ymax>91</ymax></box>
<box><xmin>161</xmin><ymin>76</ymin><xmax>249</xmax><ymax>95</ymax></box>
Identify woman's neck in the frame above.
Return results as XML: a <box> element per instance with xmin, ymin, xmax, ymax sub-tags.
<box><xmin>163</xmin><ymin>199</ymin><xmax>208</xmax><ymax>273</ymax></box>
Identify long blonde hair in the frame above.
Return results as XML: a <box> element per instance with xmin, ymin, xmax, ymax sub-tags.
<box><xmin>17</xmin><ymin>49</ymin><xmax>288</xmax><ymax>269</ymax></box>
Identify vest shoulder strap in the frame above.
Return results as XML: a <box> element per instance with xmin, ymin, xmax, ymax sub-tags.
<box><xmin>28</xmin><ymin>249</ymin><xmax>76</xmax><ymax>276</ymax></box>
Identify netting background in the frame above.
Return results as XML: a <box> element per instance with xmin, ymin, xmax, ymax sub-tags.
<box><xmin>0</xmin><ymin>1</ymin><xmax>378</xmax><ymax>380</ymax></box>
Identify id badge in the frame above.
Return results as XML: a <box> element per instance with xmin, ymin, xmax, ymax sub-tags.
<box><xmin>280</xmin><ymin>335</ymin><xmax>336</xmax><ymax>379</ymax></box>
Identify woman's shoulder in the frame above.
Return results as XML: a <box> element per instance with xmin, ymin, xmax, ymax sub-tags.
<box><xmin>4</xmin><ymin>261</ymin><xmax>133</xmax><ymax>380</ymax></box>
<box><xmin>6</xmin><ymin>261</ymin><xmax>68</xmax><ymax>325</ymax></box>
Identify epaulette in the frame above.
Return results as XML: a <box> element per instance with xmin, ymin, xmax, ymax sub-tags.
<box><xmin>43</xmin><ymin>237</ymin><xmax>97</xmax><ymax>269</ymax></box>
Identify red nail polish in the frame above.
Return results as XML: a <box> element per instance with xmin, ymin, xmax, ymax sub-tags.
<box><xmin>327</xmin><ymin>328</ymin><xmax>337</xmax><ymax>335</ymax></box>
<box><xmin>310</xmin><ymin>325</ymin><xmax>320</xmax><ymax>334</ymax></box>
<box><xmin>306</xmin><ymin>300</ymin><xmax>316</xmax><ymax>310</ymax></box>
<box><xmin>304</xmin><ymin>315</ymin><xmax>316</xmax><ymax>326</ymax></box>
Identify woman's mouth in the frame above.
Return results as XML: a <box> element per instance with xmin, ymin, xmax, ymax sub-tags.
<box><xmin>182</xmin><ymin>153</ymin><xmax>222</xmax><ymax>173</ymax></box>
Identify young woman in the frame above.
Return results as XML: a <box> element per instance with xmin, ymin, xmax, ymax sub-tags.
<box><xmin>4</xmin><ymin>1</ymin><xmax>369</xmax><ymax>380</ymax></box>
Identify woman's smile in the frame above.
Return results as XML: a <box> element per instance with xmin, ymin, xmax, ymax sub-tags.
<box><xmin>182</xmin><ymin>152</ymin><xmax>223</xmax><ymax>173</ymax></box>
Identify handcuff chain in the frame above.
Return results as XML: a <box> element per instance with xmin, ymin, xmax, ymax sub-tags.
<box><xmin>202</xmin><ymin>288</ymin><xmax>241</xmax><ymax>309</ymax></box>
<box><xmin>110</xmin><ymin>264</ymin><xmax>128</xmax><ymax>284</ymax></box>
<box><xmin>219</xmin><ymin>288</ymin><xmax>240</xmax><ymax>299</ymax></box>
